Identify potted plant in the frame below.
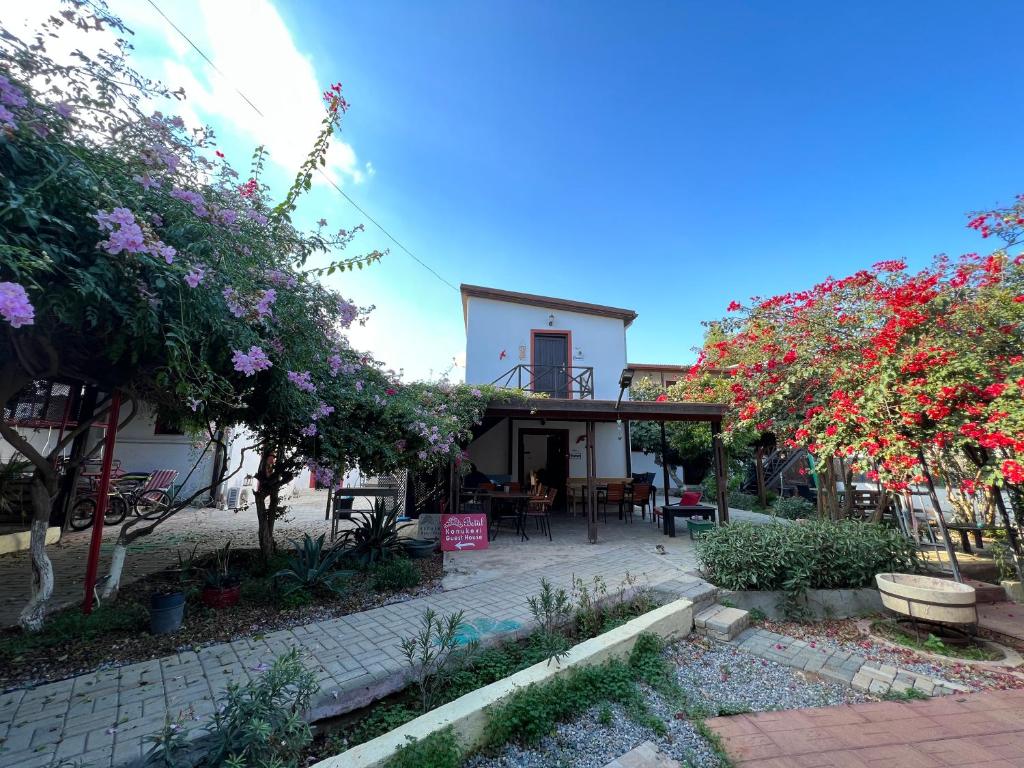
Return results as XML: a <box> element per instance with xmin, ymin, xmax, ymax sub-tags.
<box><xmin>150</xmin><ymin>587</ymin><xmax>186</xmax><ymax>635</ymax></box>
<box><xmin>200</xmin><ymin>541</ymin><xmax>241</xmax><ymax>609</ymax></box>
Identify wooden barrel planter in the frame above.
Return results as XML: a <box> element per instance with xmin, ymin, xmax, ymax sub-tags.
<box><xmin>875</xmin><ymin>573</ymin><xmax>977</xmax><ymax>625</ymax></box>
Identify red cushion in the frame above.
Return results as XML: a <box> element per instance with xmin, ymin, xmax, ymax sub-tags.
<box><xmin>679</xmin><ymin>491</ymin><xmax>702</xmax><ymax>506</ymax></box>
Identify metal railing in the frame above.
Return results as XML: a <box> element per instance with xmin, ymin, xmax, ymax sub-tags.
<box><xmin>490</xmin><ymin>364</ymin><xmax>595</xmax><ymax>399</ymax></box>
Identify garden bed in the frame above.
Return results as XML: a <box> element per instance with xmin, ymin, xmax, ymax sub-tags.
<box><xmin>0</xmin><ymin>547</ymin><xmax>442</xmax><ymax>691</ymax></box>
<box><xmin>466</xmin><ymin>635</ymin><xmax>869</xmax><ymax>768</ymax></box>
<box><xmin>305</xmin><ymin>581</ymin><xmax>662</xmax><ymax>763</ymax></box>
<box><xmin>754</xmin><ymin>616</ymin><xmax>1024</xmax><ymax>692</ymax></box>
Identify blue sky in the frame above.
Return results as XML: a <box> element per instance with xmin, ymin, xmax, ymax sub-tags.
<box><xmin>6</xmin><ymin>1</ymin><xmax>1023</xmax><ymax>379</ymax></box>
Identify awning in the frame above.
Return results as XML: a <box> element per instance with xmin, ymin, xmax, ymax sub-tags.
<box><xmin>483</xmin><ymin>398</ymin><xmax>726</xmax><ymax>423</ymax></box>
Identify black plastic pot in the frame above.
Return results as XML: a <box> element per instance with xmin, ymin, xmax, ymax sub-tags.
<box><xmin>402</xmin><ymin>538</ymin><xmax>437</xmax><ymax>559</ymax></box>
<box><xmin>150</xmin><ymin>591</ymin><xmax>186</xmax><ymax>635</ymax></box>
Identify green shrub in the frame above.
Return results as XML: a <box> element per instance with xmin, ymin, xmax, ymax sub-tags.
<box><xmin>337</xmin><ymin>498</ymin><xmax>410</xmax><ymax>565</ymax></box>
<box><xmin>274</xmin><ymin>534</ymin><xmax>351</xmax><ymax>596</ymax></box>
<box><xmin>697</xmin><ymin>520</ymin><xmax>918</xmax><ymax>593</ymax></box>
<box><xmin>384</xmin><ymin>728</ymin><xmax>461</xmax><ymax>768</ymax></box>
<box><xmin>400</xmin><ymin>609</ymin><xmax>476</xmax><ymax>713</ymax></box>
<box><xmin>726</xmin><ymin>490</ymin><xmax>758</xmax><ymax>511</ymax></box>
<box><xmin>482</xmin><ymin>659</ymin><xmax>646</xmax><ymax>747</ymax></box>
<box><xmin>772</xmin><ymin>496</ymin><xmax>816</xmax><ymax>520</ymax></box>
<box><xmin>371</xmin><ymin>557</ymin><xmax>421</xmax><ymax>593</ymax></box>
<box><xmin>145</xmin><ymin>649</ymin><xmax>317</xmax><ymax>768</ymax></box>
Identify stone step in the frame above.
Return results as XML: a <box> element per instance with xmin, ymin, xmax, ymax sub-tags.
<box><xmin>960</xmin><ymin>577</ymin><xmax>1009</xmax><ymax>604</ymax></box>
<box><xmin>694</xmin><ymin>603</ymin><xmax>750</xmax><ymax>642</ymax></box>
<box><xmin>603</xmin><ymin>740</ymin><xmax>683</xmax><ymax>768</ymax></box>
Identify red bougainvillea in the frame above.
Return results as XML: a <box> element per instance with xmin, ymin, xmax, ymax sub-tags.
<box><xmin>680</xmin><ymin>197</ymin><xmax>1024</xmax><ymax>499</ymax></box>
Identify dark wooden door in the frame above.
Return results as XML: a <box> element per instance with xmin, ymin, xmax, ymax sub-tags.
<box><xmin>533</xmin><ymin>334</ymin><xmax>568</xmax><ymax>397</ymax></box>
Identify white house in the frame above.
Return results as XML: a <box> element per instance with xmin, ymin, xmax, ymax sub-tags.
<box><xmin>459</xmin><ymin>284</ymin><xmax>728</xmax><ymax>542</ymax></box>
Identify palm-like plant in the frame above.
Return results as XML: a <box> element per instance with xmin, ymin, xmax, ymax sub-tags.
<box><xmin>274</xmin><ymin>533</ymin><xmax>350</xmax><ymax>595</ymax></box>
<box><xmin>336</xmin><ymin>498</ymin><xmax>411</xmax><ymax>565</ymax></box>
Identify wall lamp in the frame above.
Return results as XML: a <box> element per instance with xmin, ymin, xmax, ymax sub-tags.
<box><xmin>615</xmin><ymin>367</ymin><xmax>635</xmax><ymax>409</ymax></box>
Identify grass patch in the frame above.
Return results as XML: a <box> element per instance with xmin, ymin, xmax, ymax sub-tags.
<box><xmin>384</xmin><ymin>728</ymin><xmax>461</xmax><ymax>768</ymax></box>
<box><xmin>0</xmin><ymin>601</ymin><xmax>146</xmax><ymax>660</ymax></box>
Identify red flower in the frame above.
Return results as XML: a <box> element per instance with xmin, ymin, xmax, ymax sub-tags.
<box><xmin>656</xmin><ymin>393</ymin><xmax>668</xmax><ymax>402</ymax></box>
<box><xmin>1002</xmin><ymin>460</ymin><xmax>1024</xmax><ymax>485</ymax></box>
<box><xmin>727</xmin><ymin>300</ymin><xmax>742</xmax><ymax>312</ymax></box>
<box><xmin>215</xmin><ymin>150</ymin><xmax>224</xmax><ymax>158</ymax></box>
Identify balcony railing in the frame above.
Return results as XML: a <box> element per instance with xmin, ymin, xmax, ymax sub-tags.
<box><xmin>490</xmin><ymin>364</ymin><xmax>595</xmax><ymax>399</ymax></box>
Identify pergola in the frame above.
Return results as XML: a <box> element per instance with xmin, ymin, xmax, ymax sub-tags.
<box><xmin>481</xmin><ymin>397</ymin><xmax>729</xmax><ymax>543</ymax></box>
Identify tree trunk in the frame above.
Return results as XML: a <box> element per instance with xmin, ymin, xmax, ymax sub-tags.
<box><xmin>20</xmin><ymin>472</ymin><xmax>58</xmax><ymax>631</ymax></box>
<box><xmin>254</xmin><ymin>488</ymin><xmax>278</xmax><ymax>563</ymax></box>
<box><xmin>992</xmin><ymin>485</ymin><xmax>1024</xmax><ymax>582</ymax></box>
<box><xmin>101</xmin><ymin>532</ymin><xmax>129</xmax><ymax>599</ymax></box>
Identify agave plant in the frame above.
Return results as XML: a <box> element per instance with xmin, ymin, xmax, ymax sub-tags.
<box><xmin>336</xmin><ymin>498</ymin><xmax>411</xmax><ymax>565</ymax></box>
<box><xmin>274</xmin><ymin>533</ymin><xmax>351</xmax><ymax>595</ymax></box>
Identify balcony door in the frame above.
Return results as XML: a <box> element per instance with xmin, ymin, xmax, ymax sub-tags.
<box><xmin>532</xmin><ymin>331</ymin><xmax>569</xmax><ymax>398</ymax></box>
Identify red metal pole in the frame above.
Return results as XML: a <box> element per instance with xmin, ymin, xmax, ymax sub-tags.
<box><xmin>82</xmin><ymin>390</ymin><xmax>121</xmax><ymax>614</ymax></box>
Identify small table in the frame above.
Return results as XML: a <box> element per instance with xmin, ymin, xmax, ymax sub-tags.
<box><xmin>326</xmin><ymin>487</ymin><xmax>402</xmax><ymax>539</ymax></box>
<box><xmin>482</xmin><ymin>491</ymin><xmax>535</xmax><ymax>540</ymax></box>
<box><xmin>661</xmin><ymin>503</ymin><xmax>716</xmax><ymax>537</ymax></box>
<box><xmin>942</xmin><ymin>523</ymin><xmax>989</xmax><ymax>554</ymax></box>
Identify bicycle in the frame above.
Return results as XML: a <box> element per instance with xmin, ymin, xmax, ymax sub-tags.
<box><xmin>68</xmin><ymin>478</ymin><xmax>131</xmax><ymax>530</ymax></box>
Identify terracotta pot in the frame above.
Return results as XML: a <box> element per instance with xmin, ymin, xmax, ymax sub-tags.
<box><xmin>201</xmin><ymin>584</ymin><xmax>241</xmax><ymax>609</ymax></box>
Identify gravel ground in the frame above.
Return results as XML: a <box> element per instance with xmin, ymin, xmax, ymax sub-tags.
<box><xmin>465</xmin><ymin>635</ymin><xmax>867</xmax><ymax>768</ymax></box>
<box><xmin>760</xmin><ymin>618</ymin><xmax>1024</xmax><ymax>692</ymax></box>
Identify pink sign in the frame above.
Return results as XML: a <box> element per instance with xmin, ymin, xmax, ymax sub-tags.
<box><xmin>440</xmin><ymin>513</ymin><xmax>489</xmax><ymax>552</ymax></box>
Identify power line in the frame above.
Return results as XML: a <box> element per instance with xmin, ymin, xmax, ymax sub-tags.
<box><xmin>143</xmin><ymin>0</ymin><xmax>458</xmax><ymax>292</ymax></box>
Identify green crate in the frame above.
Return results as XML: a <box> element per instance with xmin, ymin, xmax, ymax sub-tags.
<box><xmin>688</xmin><ymin>519</ymin><xmax>715</xmax><ymax>540</ymax></box>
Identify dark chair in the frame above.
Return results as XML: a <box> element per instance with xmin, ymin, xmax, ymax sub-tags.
<box><xmin>524</xmin><ymin>487</ymin><xmax>556</xmax><ymax>541</ymax></box>
<box><xmin>602</xmin><ymin>482</ymin><xmax>626</xmax><ymax>523</ymax></box>
<box><xmin>631</xmin><ymin>483</ymin><xmax>652</xmax><ymax>521</ymax></box>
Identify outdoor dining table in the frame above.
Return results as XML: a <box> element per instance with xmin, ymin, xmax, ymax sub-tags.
<box><xmin>661</xmin><ymin>502</ymin><xmax>716</xmax><ymax>537</ymax></box>
<box><xmin>476</xmin><ymin>490</ymin><xmax>535</xmax><ymax>540</ymax></box>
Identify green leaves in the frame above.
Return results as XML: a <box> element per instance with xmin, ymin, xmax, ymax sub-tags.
<box><xmin>696</xmin><ymin>520</ymin><xmax>919</xmax><ymax>598</ymax></box>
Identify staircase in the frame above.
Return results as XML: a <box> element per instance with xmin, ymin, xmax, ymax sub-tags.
<box><xmin>741</xmin><ymin>448</ymin><xmax>807</xmax><ymax>495</ymax></box>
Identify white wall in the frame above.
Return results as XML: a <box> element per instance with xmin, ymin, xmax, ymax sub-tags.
<box><xmin>464</xmin><ymin>297</ymin><xmax>628</xmax><ymax>399</ymax></box>
<box><xmin>467</xmin><ymin>418</ymin><xmax>628</xmax><ymax>484</ymax></box>
<box><xmin>110</xmin><ymin>403</ymin><xmax>217</xmax><ymax>498</ymax></box>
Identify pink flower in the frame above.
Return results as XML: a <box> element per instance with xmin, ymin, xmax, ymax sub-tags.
<box><xmin>0</xmin><ymin>282</ymin><xmax>34</xmax><ymax>328</ymax></box>
<box><xmin>185</xmin><ymin>264</ymin><xmax>206</xmax><ymax>288</ymax></box>
<box><xmin>312</xmin><ymin>401</ymin><xmax>334</xmax><ymax>420</ymax></box>
<box><xmin>232</xmin><ymin>346</ymin><xmax>272</xmax><ymax>376</ymax></box>
<box><xmin>256</xmin><ymin>289</ymin><xmax>276</xmax><ymax>318</ymax></box>
<box><xmin>94</xmin><ymin>208</ymin><xmax>147</xmax><ymax>255</ymax></box>
<box><xmin>287</xmin><ymin>370</ymin><xmax>316</xmax><ymax>393</ymax></box>
<box><xmin>337</xmin><ymin>298</ymin><xmax>358</xmax><ymax>328</ymax></box>
<box><xmin>223</xmin><ymin>287</ymin><xmax>245</xmax><ymax>318</ymax></box>
<box><xmin>328</xmin><ymin>354</ymin><xmax>342</xmax><ymax>377</ymax></box>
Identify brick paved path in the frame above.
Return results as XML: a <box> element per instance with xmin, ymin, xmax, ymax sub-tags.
<box><xmin>0</xmin><ymin>537</ymin><xmax>711</xmax><ymax>768</ymax></box>
<box><xmin>729</xmin><ymin>627</ymin><xmax>971</xmax><ymax>698</ymax></box>
<box><xmin>707</xmin><ymin>689</ymin><xmax>1024</xmax><ymax>767</ymax></box>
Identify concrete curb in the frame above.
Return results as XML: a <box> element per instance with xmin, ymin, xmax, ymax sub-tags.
<box><xmin>313</xmin><ymin>596</ymin><xmax>695</xmax><ymax>768</ymax></box>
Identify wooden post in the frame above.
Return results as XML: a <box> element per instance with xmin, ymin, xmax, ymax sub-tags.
<box><xmin>918</xmin><ymin>450</ymin><xmax>962</xmax><ymax>583</ymax></box>
<box><xmin>992</xmin><ymin>485</ymin><xmax>1024</xmax><ymax>583</ymax></box>
<box><xmin>711</xmin><ymin>420</ymin><xmax>729</xmax><ymax>525</ymax></box>
<box><xmin>660</xmin><ymin>421</ymin><xmax>671</xmax><ymax>508</ymax></box>
<box><xmin>754</xmin><ymin>445</ymin><xmax>767</xmax><ymax>509</ymax></box>
<box><xmin>586</xmin><ymin>420</ymin><xmax>597</xmax><ymax>544</ymax></box>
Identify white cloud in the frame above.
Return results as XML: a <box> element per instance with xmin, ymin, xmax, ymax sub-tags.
<box><xmin>143</xmin><ymin>0</ymin><xmax>367</xmax><ymax>186</ymax></box>
<box><xmin>0</xmin><ymin>0</ymin><xmax>370</xmax><ymax>186</ymax></box>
